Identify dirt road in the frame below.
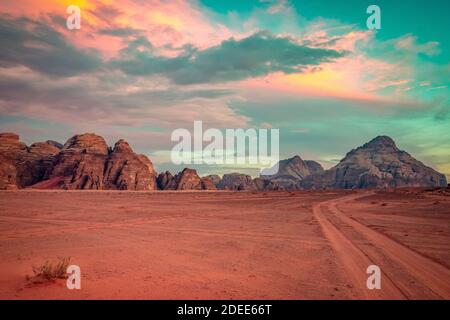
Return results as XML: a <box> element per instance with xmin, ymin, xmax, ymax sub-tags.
<box><xmin>314</xmin><ymin>192</ymin><xmax>450</xmax><ymax>299</ymax></box>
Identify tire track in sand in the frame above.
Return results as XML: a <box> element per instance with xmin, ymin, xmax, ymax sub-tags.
<box><xmin>314</xmin><ymin>192</ymin><xmax>450</xmax><ymax>299</ymax></box>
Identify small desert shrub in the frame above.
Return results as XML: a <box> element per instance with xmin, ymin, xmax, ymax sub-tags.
<box><xmin>31</xmin><ymin>256</ymin><xmax>71</xmax><ymax>281</ymax></box>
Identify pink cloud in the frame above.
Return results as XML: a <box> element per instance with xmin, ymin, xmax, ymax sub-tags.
<box><xmin>2</xmin><ymin>0</ymin><xmax>237</xmax><ymax>59</ymax></box>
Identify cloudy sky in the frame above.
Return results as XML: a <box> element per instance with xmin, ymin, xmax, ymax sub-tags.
<box><xmin>0</xmin><ymin>0</ymin><xmax>449</xmax><ymax>178</ymax></box>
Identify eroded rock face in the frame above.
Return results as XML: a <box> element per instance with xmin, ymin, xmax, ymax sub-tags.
<box><xmin>157</xmin><ymin>171</ymin><xmax>176</xmax><ymax>190</ymax></box>
<box><xmin>18</xmin><ymin>142</ymin><xmax>61</xmax><ymax>187</ymax></box>
<box><xmin>260</xmin><ymin>155</ymin><xmax>323</xmax><ymax>189</ymax></box>
<box><xmin>46</xmin><ymin>135</ymin><xmax>158</xmax><ymax>190</ymax></box>
<box><xmin>0</xmin><ymin>133</ymin><xmax>24</xmax><ymax>189</ymax></box>
<box><xmin>173</xmin><ymin>168</ymin><xmax>203</xmax><ymax>190</ymax></box>
<box><xmin>253</xmin><ymin>177</ymin><xmax>281</xmax><ymax>191</ymax></box>
<box><xmin>0</xmin><ymin>133</ymin><xmax>61</xmax><ymax>189</ymax></box>
<box><xmin>200</xmin><ymin>176</ymin><xmax>217</xmax><ymax>190</ymax></box>
<box><xmin>207</xmin><ymin>174</ymin><xmax>222</xmax><ymax>187</ymax></box>
<box><xmin>305</xmin><ymin>160</ymin><xmax>324</xmax><ymax>175</ymax></box>
<box><xmin>46</xmin><ymin>133</ymin><xmax>109</xmax><ymax>190</ymax></box>
<box><xmin>301</xmin><ymin>136</ymin><xmax>448</xmax><ymax>189</ymax></box>
<box><xmin>0</xmin><ymin>161</ymin><xmax>17</xmax><ymax>190</ymax></box>
<box><xmin>45</xmin><ymin>140</ymin><xmax>63</xmax><ymax>150</ymax></box>
<box><xmin>217</xmin><ymin>173</ymin><xmax>258</xmax><ymax>191</ymax></box>
<box><xmin>103</xmin><ymin>140</ymin><xmax>157</xmax><ymax>190</ymax></box>
<box><xmin>157</xmin><ymin>169</ymin><xmax>216</xmax><ymax>190</ymax></box>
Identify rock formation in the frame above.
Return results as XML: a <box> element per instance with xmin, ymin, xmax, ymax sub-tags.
<box><xmin>206</xmin><ymin>174</ymin><xmax>222</xmax><ymax>187</ymax></box>
<box><xmin>260</xmin><ymin>155</ymin><xmax>324</xmax><ymax>189</ymax></box>
<box><xmin>0</xmin><ymin>133</ymin><xmax>61</xmax><ymax>189</ymax></box>
<box><xmin>301</xmin><ymin>136</ymin><xmax>447</xmax><ymax>189</ymax></box>
<box><xmin>157</xmin><ymin>169</ymin><xmax>215</xmax><ymax>190</ymax></box>
<box><xmin>103</xmin><ymin>140</ymin><xmax>157</xmax><ymax>190</ymax></box>
<box><xmin>304</xmin><ymin>160</ymin><xmax>324</xmax><ymax>175</ymax></box>
<box><xmin>253</xmin><ymin>177</ymin><xmax>282</xmax><ymax>191</ymax></box>
<box><xmin>45</xmin><ymin>133</ymin><xmax>109</xmax><ymax>189</ymax></box>
<box><xmin>200</xmin><ymin>176</ymin><xmax>217</xmax><ymax>190</ymax></box>
<box><xmin>172</xmin><ymin>168</ymin><xmax>203</xmax><ymax>190</ymax></box>
<box><xmin>157</xmin><ymin>171</ymin><xmax>176</xmax><ymax>190</ymax></box>
<box><xmin>217</xmin><ymin>173</ymin><xmax>259</xmax><ymax>191</ymax></box>
<box><xmin>44</xmin><ymin>134</ymin><xmax>158</xmax><ymax>190</ymax></box>
<box><xmin>1</xmin><ymin>132</ymin><xmax>447</xmax><ymax>191</ymax></box>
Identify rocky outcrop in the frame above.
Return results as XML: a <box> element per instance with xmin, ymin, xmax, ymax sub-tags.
<box><xmin>260</xmin><ymin>155</ymin><xmax>323</xmax><ymax>189</ymax></box>
<box><xmin>18</xmin><ymin>142</ymin><xmax>61</xmax><ymax>187</ymax></box>
<box><xmin>172</xmin><ymin>168</ymin><xmax>203</xmax><ymax>190</ymax></box>
<box><xmin>217</xmin><ymin>173</ymin><xmax>258</xmax><ymax>191</ymax></box>
<box><xmin>253</xmin><ymin>177</ymin><xmax>282</xmax><ymax>191</ymax></box>
<box><xmin>0</xmin><ymin>160</ymin><xmax>17</xmax><ymax>190</ymax></box>
<box><xmin>2</xmin><ymin>132</ymin><xmax>447</xmax><ymax>191</ymax></box>
<box><xmin>45</xmin><ymin>135</ymin><xmax>158</xmax><ymax>190</ymax></box>
<box><xmin>45</xmin><ymin>140</ymin><xmax>63</xmax><ymax>150</ymax></box>
<box><xmin>207</xmin><ymin>174</ymin><xmax>222</xmax><ymax>187</ymax></box>
<box><xmin>157</xmin><ymin>169</ymin><xmax>215</xmax><ymax>190</ymax></box>
<box><xmin>0</xmin><ymin>133</ymin><xmax>61</xmax><ymax>189</ymax></box>
<box><xmin>200</xmin><ymin>176</ymin><xmax>217</xmax><ymax>190</ymax></box>
<box><xmin>157</xmin><ymin>171</ymin><xmax>176</xmax><ymax>190</ymax></box>
<box><xmin>305</xmin><ymin>160</ymin><xmax>324</xmax><ymax>175</ymax></box>
<box><xmin>45</xmin><ymin>133</ymin><xmax>109</xmax><ymax>190</ymax></box>
<box><xmin>103</xmin><ymin>140</ymin><xmax>157</xmax><ymax>190</ymax></box>
<box><xmin>301</xmin><ymin>136</ymin><xmax>447</xmax><ymax>189</ymax></box>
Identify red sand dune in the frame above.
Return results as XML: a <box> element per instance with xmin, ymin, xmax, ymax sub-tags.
<box><xmin>0</xmin><ymin>189</ymin><xmax>449</xmax><ymax>299</ymax></box>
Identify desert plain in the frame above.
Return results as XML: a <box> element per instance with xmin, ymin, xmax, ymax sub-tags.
<box><xmin>0</xmin><ymin>189</ymin><xmax>449</xmax><ymax>299</ymax></box>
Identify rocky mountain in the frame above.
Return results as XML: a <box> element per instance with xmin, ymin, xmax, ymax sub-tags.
<box><xmin>157</xmin><ymin>168</ymin><xmax>216</xmax><ymax>190</ymax></box>
<box><xmin>103</xmin><ymin>140</ymin><xmax>157</xmax><ymax>190</ymax></box>
<box><xmin>301</xmin><ymin>136</ymin><xmax>447</xmax><ymax>189</ymax></box>
<box><xmin>1</xmin><ymin>132</ymin><xmax>446</xmax><ymax>191</ymax></box>
<box><xmin>173</xmin><ymin>168</ymin><xmax>203</xmax><ymax>190</ymax></box>
<box><xmin>0</xmin><ymin>133</ymin><xmax>61</xmax><ymax>189</ymax></box>
<box><xmin>253</xmin><ymin>177</ymin><xmax>282</xmax><ymax>191</ymax></box>
<box><xmin>200</xmin><ymin>176</ymin><xmax>217</xmax><ymax>190</ymax></box>
<box><xmin>206</xmin><ymin>174</ymin><xmax>222</xmax><ymax>187</ymax></box>
<box><xmin>304</xmin><ymin>160</ymin><xmax>324</xmax><ymax>175</ymax></box>
<box><xmin>46</xmin><ymin>134</ymin><xmax>158</xmax><ymax>190</ymax></box>
<box><xmin>46</xmin><ymin>133</ymin><xmax>110</xmax><ymax>189</ymax></box>
<box><xmin>157</xmin><ymin>171</ymin><xmax>176</xmax><ymax>190</ymax></box>
<box><xmin>260</xmin><ymin>155</ymin><xmax>324</xmax><ymax>189</ymax></box>
<box><xmin>0</xmin><ymin>133</ymin><xmax>158</xmax><ymax>190</ymax></box>
<box><xmin>217</xmin><ymin>173</ymin><xmax>259</xmax><ymax>191</ymax></box>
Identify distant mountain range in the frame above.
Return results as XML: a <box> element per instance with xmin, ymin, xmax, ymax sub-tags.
<box><xmin>0</xmin><ymin>132</ymin><xmax>447</xmax><ymax>191</ymax></box>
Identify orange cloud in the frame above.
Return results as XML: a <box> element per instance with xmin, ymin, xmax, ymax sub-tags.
<box><xmin>1</xmin><ymin>0</ymin><xmax>236</xmax><ymax>59</ymax></box>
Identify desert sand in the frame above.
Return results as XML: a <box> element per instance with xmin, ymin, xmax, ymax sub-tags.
<box><xmin>0</xmin><ymin>189</ymin><xmax>449</xmax><ymax>299</ymax></box>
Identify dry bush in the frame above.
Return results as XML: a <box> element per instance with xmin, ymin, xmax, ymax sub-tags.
<box><xmin>31</xmin><ymin>256</ymin><xmax>71</xmax><ymax>281</ymax></box>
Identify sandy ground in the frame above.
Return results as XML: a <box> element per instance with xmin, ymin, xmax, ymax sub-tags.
<box><xmin>0</xmin><ymin>189</ymin><xmax>449</xmax><ymax>300</ymax></box>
